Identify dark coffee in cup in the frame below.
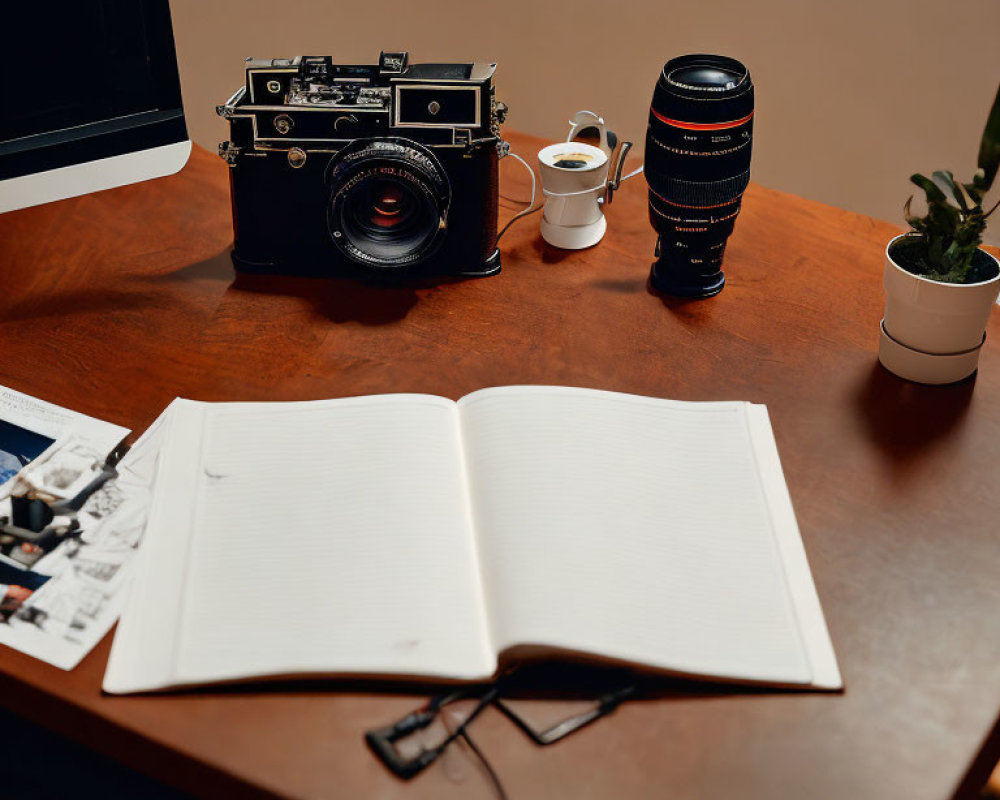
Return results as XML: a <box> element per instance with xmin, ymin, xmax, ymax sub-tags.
<box><xmin>552</xmin><ymin>151</ymin><xmax>600</xmax><ymax>170</ymax></box>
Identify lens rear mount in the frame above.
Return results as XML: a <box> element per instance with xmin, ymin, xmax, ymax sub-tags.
<box><xmin>327</xmin><ymin>139</ymin><xmax>451</xmax><ymax>272</ymax></box>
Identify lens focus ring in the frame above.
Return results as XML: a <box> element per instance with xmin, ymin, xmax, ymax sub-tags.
<box><xmin>647</xmin><ymin>168</ymin><xmax>751</xmax><ymax>208</ymax></box>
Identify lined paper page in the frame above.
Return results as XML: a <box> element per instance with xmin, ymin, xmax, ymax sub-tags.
<box><xmin>169</xmin><ymin>395</ymin><xmax>494</xmax><ymax>685</ymax></box>
<box><xmin>459</xmin><ymin>386</ymin><xmax>814</xmax><ymax>686</ymax></box>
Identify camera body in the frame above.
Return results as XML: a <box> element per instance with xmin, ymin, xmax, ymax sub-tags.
<box><xmin>217</xmin><ymin>52</ymin><xmax>507</xmax><ymax>281</ymax></box>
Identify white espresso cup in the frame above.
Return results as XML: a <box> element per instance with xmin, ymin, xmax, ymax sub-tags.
<box><xmin>538</xmin><ymin>141</ymin><xmax>609</xmax><ymax>249</ymax></box>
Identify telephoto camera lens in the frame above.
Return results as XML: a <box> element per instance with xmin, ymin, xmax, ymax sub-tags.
<box><xmin>644</xmin><ymin>54</ymin><xmax>754</xmax><ymax>298</ymax></box>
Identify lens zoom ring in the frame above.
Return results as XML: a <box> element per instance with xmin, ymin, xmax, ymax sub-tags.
<box><xmin>650</xmin><ymin>168</ymin><xmax>750</xmax><ymax>207</ymax></box>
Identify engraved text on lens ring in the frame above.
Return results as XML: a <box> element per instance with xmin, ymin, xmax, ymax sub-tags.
<box><xmin>650</xmin><ymin>205</ymin><xmax>740</xmax><ymax>224</ymax></box>
<box><xmin>648</xmin><ymin>137</ymin><xmax>751</xmax><ymax>157</ymax></box>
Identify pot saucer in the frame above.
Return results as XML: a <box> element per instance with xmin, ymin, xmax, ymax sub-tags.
<box><xmin>878</xmin><ymin>319</ymin><xmax>985</xmax><ymax>384</ymax></box>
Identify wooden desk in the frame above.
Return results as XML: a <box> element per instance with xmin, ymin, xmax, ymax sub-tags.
<box><xmin>1</xmin><ymin>131</ymin><xmax>999</xmax><ymax>800</ymax></box>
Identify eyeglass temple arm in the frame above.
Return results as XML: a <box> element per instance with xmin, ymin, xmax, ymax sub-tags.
<box><xmin>494</xmin><ymin>684</ymin><xmax>638</xmax><ymax>745</ymax></box>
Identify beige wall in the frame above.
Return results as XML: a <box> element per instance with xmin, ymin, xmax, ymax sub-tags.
<box><xmin>171</xmin><ymin>0</ymin><xmax>1000</xmax><ymax>244</ymax></box>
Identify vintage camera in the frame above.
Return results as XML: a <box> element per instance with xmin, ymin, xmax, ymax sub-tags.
<box><xmin>216</xmin><ymin>52</ymin><xmax>509</xmax><ymax>281</ymax></box>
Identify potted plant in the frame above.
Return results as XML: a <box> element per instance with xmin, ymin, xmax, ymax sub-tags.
<box><xmin>879</xmin><ymin>83</ymin><xmax>1000</xmax><ymax>384</ymax></box>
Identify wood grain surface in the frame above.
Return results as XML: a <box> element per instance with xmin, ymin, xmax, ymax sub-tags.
<box><xmin>1</xmin><ymin>131</ymin><xmax>999</xmax><ymax>800</ymax></box>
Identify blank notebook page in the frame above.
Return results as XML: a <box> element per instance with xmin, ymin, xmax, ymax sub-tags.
<box><xmin>172</xmin><ymin>396</ymin><xmax>494</xmax><ymax>685</ymax></box>
<box><xmin>459</xmin><ymin>386</ymin><xmax>814</xmax><ymax>685</ymax></box>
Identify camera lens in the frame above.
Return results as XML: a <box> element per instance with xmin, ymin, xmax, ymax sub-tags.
<box><xmin>327</xmin><ymin>139</ymin><xmax>450</xmax><ymax>272</ymax></box>
<box><xmin>644</xmin><ymin>54</ymin><xmax>754</xmax><ymax>297</ymax></box>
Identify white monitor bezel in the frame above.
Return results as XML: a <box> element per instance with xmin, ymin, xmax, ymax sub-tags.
<box><xmin>0</xmin><ymin>140</ymin><xmax>191</xmax><ymax>214</ymax></box>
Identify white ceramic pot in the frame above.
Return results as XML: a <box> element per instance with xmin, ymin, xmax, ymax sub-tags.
<box><xmin>537</xmin><ymin>142</ymin><xmax>609</xmax><ymax>249</ymax></box>
<box><xmin>879</xmin><ymin>233</ymin><xmax>1000</xmax><ymax>384</ymax></box>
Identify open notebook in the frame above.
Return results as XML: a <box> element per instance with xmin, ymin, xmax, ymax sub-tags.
<box><xmin>103</xmin><ymin>386</ymin><xmax>841</xmax><ymax>694</ymax></box>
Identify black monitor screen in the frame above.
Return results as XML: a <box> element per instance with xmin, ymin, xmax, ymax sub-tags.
<box><xmin>0</xmin><ymin>0</ymin><xmax>187</xmax><ymax>180</ymax></box>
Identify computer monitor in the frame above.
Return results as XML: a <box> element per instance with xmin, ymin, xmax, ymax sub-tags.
<box><xmin>0</xmin><ymin>0</ymin><xmax>191</xmax><ymax>214</ymax></box>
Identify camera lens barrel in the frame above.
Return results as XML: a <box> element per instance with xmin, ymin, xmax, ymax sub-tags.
<box><xmin>644</xmin><ymin>54</ymin><xmax>754</xmax><ymax>298</ymax></box>
<box><xmin>327</xmin><ymin>139</ymin><xmax>451</xmax><ymax>273</ymax></box>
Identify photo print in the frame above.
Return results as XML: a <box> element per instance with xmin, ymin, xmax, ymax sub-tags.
<box><xmin>0</xmin><ymin>383</ymin><xmax>134</xmax><ymax>668</ymax></box>
<box><xmin>0</xmin><ymin>561</ymin><xmax>50</xmax><ymax>623</ymax></box>
<box><xmin>0</xmin><ymin>419</ymin><xmax>55</xmax><ymax>486</ymax></box>
<box><xmin>18</xmin><ymin>436</ymin><xmax>105</xmax><ymax>501</ymax></box>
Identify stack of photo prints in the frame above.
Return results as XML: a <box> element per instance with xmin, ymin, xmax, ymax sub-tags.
<box><xmin>0</xmin><ymin>385</ymin><xmax>160</xmax><ymax>669</ymax></box>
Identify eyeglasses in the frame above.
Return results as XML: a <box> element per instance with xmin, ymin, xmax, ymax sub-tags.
<box><xmin>365</xmin><ymin>675</ymin><xmax>638</xmax><ymax>787</ymax></box>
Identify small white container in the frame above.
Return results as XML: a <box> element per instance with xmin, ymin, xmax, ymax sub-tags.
<box><xmin>537</xmin><ymin>142</ymin><xmax>609</xmax><ymax>250</ymax></box>
<box><xmin>879</xmin><ymin>234</ymin><xmax>1000</xmax><ymax>384</ymax></box>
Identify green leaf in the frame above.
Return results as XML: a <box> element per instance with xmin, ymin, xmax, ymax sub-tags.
<box><xmin>904</xmin><ymin>196</ymin><xmax>929</xmax><ymax>233</ymax></box>
<box><xmin>933</xmin><ymin>170</ymin><xmax>970</xmax><ymax>212</ymax></box>
<box><xmin>963</xmin><ymin>179</ymin><xmax>984</xmax><ymax>205</ymax></box>
<box><xmin>977</xmin><ymin>82</ymin><xmax>1000</xmax><ymax>191</ymax></box>
<box><xmin>910</xmin><ymin>173</ymin><xmax>947</xmax><ymax>204</ymax></box>
<box><xmin>930</xmin><ymin>202</ymin><xmax>961</xmax><ymax>233</ymax></box>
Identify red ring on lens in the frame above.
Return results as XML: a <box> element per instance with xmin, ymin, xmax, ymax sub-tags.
<box><xmin>650</xmin><ymin>109</ymin><xmax>753</xmax><ymax>131</ymax></box>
